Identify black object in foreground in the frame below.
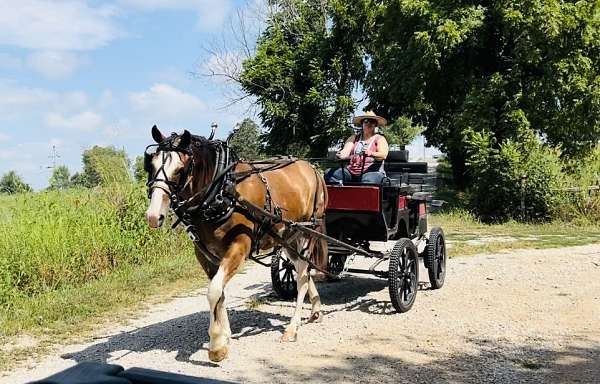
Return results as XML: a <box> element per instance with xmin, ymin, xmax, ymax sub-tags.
<box><xmin>30</xmin><ymin>362</ymin><xmax>236</xmax><ymax>384</ymax></box>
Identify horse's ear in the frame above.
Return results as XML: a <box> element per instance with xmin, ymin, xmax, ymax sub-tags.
<box><xmin>151</xmin><ymin>125</ymin><xmax>164</xmax><ymax>143</ymax></box>
<box><xmin>178</xmin><ymin>130</ymin><xmax>191</xmax><ymax>149</ymax></box>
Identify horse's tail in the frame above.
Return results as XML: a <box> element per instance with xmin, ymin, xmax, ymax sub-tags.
<box><xmin>309</xmin><ymin>167</ymin><xmax>328</xmax><ymax>271</ymax></box>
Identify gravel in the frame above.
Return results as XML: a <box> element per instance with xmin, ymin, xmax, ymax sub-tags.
<box><xmin>2</xmin><ymin>243</ymin><xmax>600</xmax><ymax>384</ymax></box>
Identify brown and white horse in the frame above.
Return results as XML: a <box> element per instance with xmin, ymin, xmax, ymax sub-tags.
<box><xmin>144</xmin><ymin>126</ymin><xmax>328</xmax><ymax>362</ymax></box>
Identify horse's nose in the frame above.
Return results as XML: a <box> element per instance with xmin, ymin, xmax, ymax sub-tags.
<box><xmin>146</xmin><ymin>211</ymin><xmax>164</xmax><ymax>228</ymax></box>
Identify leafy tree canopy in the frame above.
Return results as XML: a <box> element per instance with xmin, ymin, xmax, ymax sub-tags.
<box><xmin>48</xmin><ymin>165</ymin><xmax>71</xmax><ymax>190</ymax></box>
<box><xmin>81</xmin><ymin>146</ymin><xmax>131</xmax><ymax>187</ymax></box>
<box><xmin>366</xmin><ymin>0</ymin><xmax>600</xmax><ymax>184</ymax></box>
<box><xmin>228</xmin><ymin>118</ymin><xmax>264</xmax><ymax>160</ymax></box>
<box><xmin>240</xmin><ymin>0</ymin><xmax>375</xmax><ymax>157</ymax></box>
<box><xmin>0</xmin><ymin>171</ymin><xmax>32</xmax><ymax>194</ymax></box>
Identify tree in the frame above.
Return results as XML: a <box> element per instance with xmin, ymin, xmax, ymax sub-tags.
<box><xmin>133</xmin><ymin>156</ymin><xmax>146</xmax><ymax>183</ymax></box>
<box><xmin>81</xmin><ymin>146</ymin><xmax>132</xmax><ymax>187</ymax></box>
<box><xmin>382</xmin><ymin>116</ymin><xmax>424</xmax><ymax>148</ymax></box>
<box><xmin>365</xmin><ymin>0</ymin><xmax>600</xmax><ymax>186</ymax></box>
<box><xmin>69</xmin><ymin>172</ymin><xmax>87</xmax><ymax>188</ymax></box>
<box><xmin>0</xmin><ymin>171</ymin><xmax>32</xmax><ymax>194</ymax></box>
<box><xmin>240</xmin><ymin>0</ymin><xmax>373</xmax><ymax>157</ymax></box>
<box><xmin>48</xmin><ymin>165</ymin><xmax>71</xmax><ymax>190</ymax></box>
<box><xmin>228</xmin><ymin>118</ymin><xmax>263</xmax><ymax>160</ymax></box>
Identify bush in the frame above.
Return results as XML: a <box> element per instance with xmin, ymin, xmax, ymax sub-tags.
<box><xmin>555</xmin><ymin>145</ymin><xmax>600</xmax><ymax>223</ymax></box>
<box><xmin>464</xmin><ymin>128</ymin><xmax>565</xmax><ymax>222</ymax></box>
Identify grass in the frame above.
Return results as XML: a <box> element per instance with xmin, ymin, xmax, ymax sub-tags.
<box><xmin>0</xmin><ymin>254</ymin><xmax>206</xmax><ymax>371</ymax></box>
<box><xmin>429</xmin><ymin>209</ymin><xmax>600</xmax><ymax>257</ymax></box>
<box><xmin>0</xmin><ymin>184</ymin><xmax>209</xmax><ymax>371</ymax></box>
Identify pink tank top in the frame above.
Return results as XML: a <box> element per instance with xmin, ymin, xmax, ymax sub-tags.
<box><xmin>347</xmin><ymin>135</ymin><xmax>382</xmax><ymax>176</ymax></box>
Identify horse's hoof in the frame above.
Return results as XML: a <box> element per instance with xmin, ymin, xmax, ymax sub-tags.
<box><xmin>208</xmin><ymin>346</ymin><xmax>229</xmax><ymax>362</ymax></box>
<box><xmin>308</xmin><ymin>311</ymin><xmax>323</xmax><ymax>323</ymax></box>
<box><xmin>280</xmin><ymin>331</ymin><xmax>297</xmax><ymax>343</ymax></box>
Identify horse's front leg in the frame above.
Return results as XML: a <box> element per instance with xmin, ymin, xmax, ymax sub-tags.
<box><xmin>207</xmin><ymin>238</ymin><xmax>249</xmax><ymax>362</ymax></box>
<box><xmin>281</xmin><ymin>251</ymin><xmax>310</xmax><ymax>342</ymax></box>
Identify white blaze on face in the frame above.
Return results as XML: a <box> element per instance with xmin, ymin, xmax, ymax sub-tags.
<box><xmin>145</xmin><ymin>151</ymin><xmax>185</xmax><ymax>228</ymax></box>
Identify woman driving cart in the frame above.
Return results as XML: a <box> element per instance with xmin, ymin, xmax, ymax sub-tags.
<box><xmin>325</xmin><ymin>111</ymin><xmax>390</xmax><ymax>184</ymax></box>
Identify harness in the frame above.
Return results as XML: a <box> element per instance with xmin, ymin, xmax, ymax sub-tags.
<box><xmin>145</xmin><ymin>134</ymin><xmax>302</xmax><ymax>266</ymax></box>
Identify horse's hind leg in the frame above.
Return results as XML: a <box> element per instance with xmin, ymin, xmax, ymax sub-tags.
<box><xmin>307</xmin><ymin>276</ymin><xmax>322</xmax><ymax>323</ymax></box>
<box><xmin>281</xmin><ymin>237</ymin><xmax>311</xmax><ymax>342</ymax></box>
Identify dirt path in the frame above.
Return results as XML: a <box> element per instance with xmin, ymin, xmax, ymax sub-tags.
<box><xmin>3</xmin><ymin>244</ymin><xmax>600</xmax><ymax>384</ymax></box>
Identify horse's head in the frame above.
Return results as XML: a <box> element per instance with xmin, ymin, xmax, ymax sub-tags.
<box><xmin>144</xmin><ymin>125</ymin><xmax>192</xmax><ymax>228</ymax></box>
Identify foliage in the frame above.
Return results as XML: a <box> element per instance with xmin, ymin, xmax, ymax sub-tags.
<box><xmin>240</xmin><ymin>0</ymin><xmax>375</xmax><ymax>157</ymax></box>
<box><xmin>366</xmin><ymin>0</ymin><xmax>600</xmax><ymax>185</ymax></box>
<box><xmin>228</xmin><ymin>118</ymin><xmax>264</xmax><ymax>160</ymax></box>
<box><xmin>0</xmin><ymin>184</ymin><xmax>192</xmax><ymax>311</ymax></box>
<box><xmin>133</xmin><ymin>155</ymin><xmax>146</xmax><ymax>183</ymax></box>
<box><xmin>69</xmin><ymin>172</ymin><xmax>87</xmax><ymax>188</ymax></box>
<box><xmin>48</xmin><ymin>165</ymin><xmax>71</xmax><ymax>190</ymax></box>
<box><xmin>555</xmin><ymin>145</ymin><xmax>600</xmax><ymax>222</ymax></box>
<box><xmin>464</xmin><ymin>127</ymin><xmax>565</xmax><ymax>222</ymax></box>
<box><xmin>0</xmin><ymin>171</ymin><xmax>32</xmax><ymax>194</ymax></box>
<box><xmin>382</xmin><ymin>115</ymin><xmax>424</xmax><ymax>147</ymax></box>
<box><xmin>81</xmin><ymin>146</ymin><xmax>132</xmax><ymax>187</ymax></box>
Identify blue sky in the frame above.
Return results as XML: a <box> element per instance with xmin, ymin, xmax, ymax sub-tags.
<box><xmin>0</xmin><ymin>0</ymin><xmax>438</xmax><ymax>190</ymax></box>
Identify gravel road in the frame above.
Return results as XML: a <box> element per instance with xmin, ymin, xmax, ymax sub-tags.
<box><xmin>3</xmin><ymin>243</ymin><xmax>600</xmax><ymax>384</ymax></box>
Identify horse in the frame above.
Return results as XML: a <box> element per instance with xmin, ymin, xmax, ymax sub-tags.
<box><xmin>144</xmin><ymin>125</ymin><xmax>329</xmax><ymax>362</ymax></box>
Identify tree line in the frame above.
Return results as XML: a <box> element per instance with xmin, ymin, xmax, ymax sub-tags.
<box><xmin>0</xmin><ymin>119</ymin><xmax>265</xmax><ymax>194</ymax></box>
<box><xmin>233</xmin><ymin>0</ymin><xmax>600</xmax><ymax>222</ymax></box>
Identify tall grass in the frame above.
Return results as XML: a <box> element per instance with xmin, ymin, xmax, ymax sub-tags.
<box><xmin>0</xmin><ymin>184</ymin><xmax>193</xmax><ymax>312</ymax></box>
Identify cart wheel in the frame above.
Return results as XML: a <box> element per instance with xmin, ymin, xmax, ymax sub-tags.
<box><xmin>388</xmin><ymin>238</ymin><xmax>419</xmax><ymax>313</ymax></box>
<box><xmin>270</xmin><ymin>249</ymin><xmax>297</xmax><ymax>300</ymax></box>
<box><xmin>426</xmin><ymin>227</ymin><xmax>447</xmax><ymax>289</ymax></box>
<box><xmin>327</xmin><ymin>254</ymin><xmax>347</xmax><ymax>280</ymax></box>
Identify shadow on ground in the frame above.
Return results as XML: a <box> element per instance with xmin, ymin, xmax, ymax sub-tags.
<box><xmin>62</xmin><ymin>274</ymin><xmax>404</xmax><ymax>367</ymax></box>
<box><xmin>255</xmin><ymin>337</ymin><xmax>600</xmax><ymax>384</ymax></box>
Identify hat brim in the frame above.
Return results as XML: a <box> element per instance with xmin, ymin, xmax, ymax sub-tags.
<box><xmin>352</xmin><ymin>115</ymin><xmax>387</xmax><ymax>127</ymax></box>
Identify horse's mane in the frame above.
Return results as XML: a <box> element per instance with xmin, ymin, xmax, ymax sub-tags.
<box><xmin>187</xmin><ymin>135</ymin><xmax>217</xmax><ymax>195</ymax></box>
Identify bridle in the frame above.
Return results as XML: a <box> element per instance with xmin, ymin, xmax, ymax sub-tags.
<box><xmin>144</xmin><ymin>133</ymin><xmax>194</xmax><ymax>206</ymax></box>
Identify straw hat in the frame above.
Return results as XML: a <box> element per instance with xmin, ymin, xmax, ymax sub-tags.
<box><xmin>352</xmin><ymin>111</ymin><xmax>387</xmax><ymax>127</ymax></box>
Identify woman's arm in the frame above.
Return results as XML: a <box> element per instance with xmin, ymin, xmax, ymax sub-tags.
<box><xmin>336</xmin><ymin>135</ymin><xmax>356</xmax><ymax>159</ymax></box>
<box><xmin>365</xmin><ymin>135</ymin><xmax>389</xmax><ymax>161</ymax></box>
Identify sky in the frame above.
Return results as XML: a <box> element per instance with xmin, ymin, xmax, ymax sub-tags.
<box><xmin>0</xmin><ymin>0</ymin><xmax>438</xmax><ymax>190</ymax></box>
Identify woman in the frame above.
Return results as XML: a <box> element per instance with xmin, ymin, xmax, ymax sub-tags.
<box><xmin>326</xmin><ymin>111</ymin><xmax>389</xmax><ymax>184</ymax></box>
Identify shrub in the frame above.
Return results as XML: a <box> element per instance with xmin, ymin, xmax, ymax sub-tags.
<box><xmin>464</xmin><ymin>128</ymin><xmax>565</xmax><ymax>222</ymax></box>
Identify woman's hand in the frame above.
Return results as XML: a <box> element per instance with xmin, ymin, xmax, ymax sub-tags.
<box><xmin>336</xmin><ymin>151</ymin><xmax>348</xmax><ymax>160</ymax></box>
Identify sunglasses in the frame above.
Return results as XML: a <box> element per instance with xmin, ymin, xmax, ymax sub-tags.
<box><xmin>362</xmin><ymin>118</ymin><xmax>376</xmax><ymax>125</ymax></box>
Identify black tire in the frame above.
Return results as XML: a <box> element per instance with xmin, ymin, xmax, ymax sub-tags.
<box><xmin>388</xmin><ymin>238</ymin><xmax>419</xmax><ymax>313</ymax></box>
<box><xmin>327</xmin><ymin>254</ymin><xmax>347</xmax><ymax>280</ymax></box>
<box><xmin>270</xmin><ymin>249</ymin><xmax>297</xmax><ymax>300</ymax></box>
<box><xmin>426</xmin><ymin>227</ymin><xmax>447</xmax><ymax>289</ymax></box>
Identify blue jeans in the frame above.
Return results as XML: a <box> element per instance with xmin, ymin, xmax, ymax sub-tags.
<box><xmin>325</xmin><ymin>167</ymin><xmax>385</xmax><ymax>184</ymax></box>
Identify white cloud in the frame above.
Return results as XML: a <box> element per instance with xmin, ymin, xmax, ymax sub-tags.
<box><xmin>0</xmin><ymin>81</ymin><xmax>55</xmax><ymax>110</ymax></box>
<box><xmin>0</xmin><ymin>0</ymin><xmax>120</xmax><ymax>51</ymax></box>
<box><xmin>0</xmin><ymin>81</ymin><xmax>91</xmax><ymax>117</ymax></box>
<box><xmin>0</xmin><ymin>53</ymin><xmax>22</xmax><ymax>70</ymax></box>
<box><xmin>46</xmin><ymin>111</ymin><xmax>104</xmax><ymax>132</ymax></box>
<box><xmin>26</xmin><ymin>51</ymin><xmax>87</xmax><ymax>79</ymax></box>
<box><xmin>119</xmin><ymin>0</ymin><xmax>232</xmax><ymax>31</ymax></box>
<box><xmin>129</xmin><ymin>83</ymin><xmax>205</xmax><ymax>118</ymax></box>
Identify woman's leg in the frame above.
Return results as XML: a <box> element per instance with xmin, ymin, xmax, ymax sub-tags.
<box><xmin>325</xmin><ymin>167</ymin><xmax>351</xmax><ymax>183</ymax></box>
<box><xmin>361</xmin><ymin>171</ymin><xmax>385</xmax><ymax>184</ymax></box>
